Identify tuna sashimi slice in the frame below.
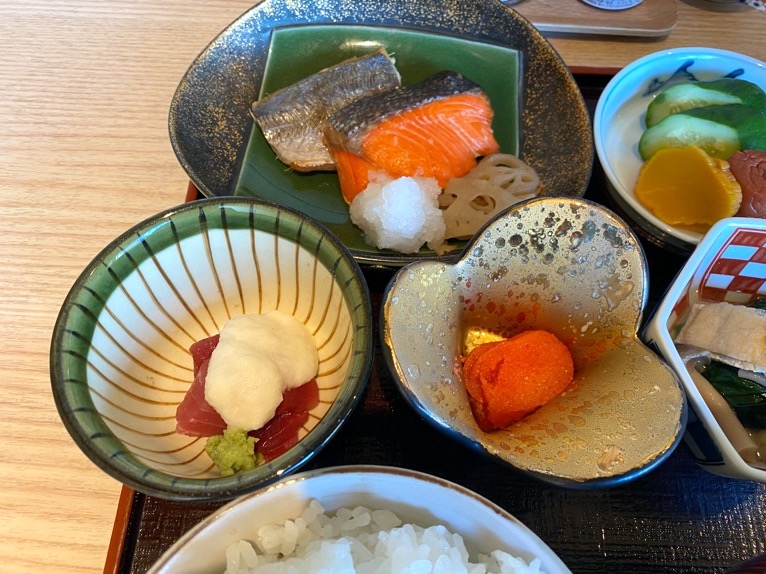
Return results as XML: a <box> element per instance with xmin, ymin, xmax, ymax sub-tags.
<box><xmin>252</xmin><ymin>411</ymin><xmax>310</xmax><ymax>461</ymax></box>
<box><xmin>252</xmin><ymin>379</ymin><xmax>320</xmax><ymax>461</ymax></box>
<box><xmin>175</xmin><ymin>358</ymin><xmax>227</xmax><ymax>437</ymax></box>
<box><xmin>275</xmin><ymin>377</ymin><xmax>320</xmax><ymax>416</ymax></box>
<box><xmin>189</xmin><ymin>334</ymin><xmax>219</xmax><ymax>372</ymax></box>
<box><xmin>176</xmin><ymin>334</ymin><xmax>320</xmax><ymax>450</ymax></box>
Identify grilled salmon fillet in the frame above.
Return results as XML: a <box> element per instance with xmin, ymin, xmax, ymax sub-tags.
<box><xmin>323</xmin><ymin>70</ymin><xmax>500</xmax><ymax>204</ymax></box>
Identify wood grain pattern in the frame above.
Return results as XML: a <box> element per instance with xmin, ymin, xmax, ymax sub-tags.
<box><xmin>0</xmin><ymin>1</ymin><xmax>763</xmax><ymax>573</ymax></box>
<box><xmin>543</xmin><ymin>0</ymin><xmax>764</xmax><ymax>74</ymax></box>
<box><xmin>515</xmin><ymin>0</ymin><xmax>678</xmax><ymax>37</ymax></box>
<box><xmin>0</xmin><ymin>2</ymin><xmax>256</xmax><ymax>573</ymax></box>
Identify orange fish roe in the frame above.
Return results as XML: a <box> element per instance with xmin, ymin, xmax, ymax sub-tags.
<box><xmin>462</xmin><ymin>330</ymin><xmax>574</xmax><ymax>432</ymax></box>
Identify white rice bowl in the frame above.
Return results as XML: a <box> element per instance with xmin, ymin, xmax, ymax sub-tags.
<box><xmin>147</xmin><ymin>466</ymin><xmax>570</xmax><ymax>574</ymax></box>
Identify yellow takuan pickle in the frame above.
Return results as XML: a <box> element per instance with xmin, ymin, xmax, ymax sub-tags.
<box><xmin>634</xmin><ymin>145</ymin><xmax>742</xmax><ymax>232</ymax></box>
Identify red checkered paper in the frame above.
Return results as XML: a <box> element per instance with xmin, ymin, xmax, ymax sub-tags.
<box><xmin>699</xmin><ymin>227</ymin><xmax>766</xmax><ymax>305</ymax></box>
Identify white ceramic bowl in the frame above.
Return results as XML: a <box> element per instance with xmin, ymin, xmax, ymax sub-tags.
<box><xmin>147</xmin><ymin>465</ymin><xmax>571</xmax><ymax>573</ymax></box>
<box><xmin>644</xmin><ymin>217</ymin><xmax>766</xmax><ymax>483</ymax></box>
<box><xmin>594</xmin><ymin>47</ymin><xmax>766</xmax><ymax>253</ymax></box>
<box><xmin>51</xmin><ymin>198</ymin><xmax>374</xmax><ymax>500</ymax></box>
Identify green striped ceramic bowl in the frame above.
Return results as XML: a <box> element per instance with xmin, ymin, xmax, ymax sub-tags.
<box><xmin>51</xmin><ymin>198</ymin><xmax>373</xmax><ymax>500</ymax></box>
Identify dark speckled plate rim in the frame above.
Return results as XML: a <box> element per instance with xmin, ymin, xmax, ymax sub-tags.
<box><xmin>168</xmin><ymin>0</ymin><xmax>594</xmax><ymax>268</ymax></box>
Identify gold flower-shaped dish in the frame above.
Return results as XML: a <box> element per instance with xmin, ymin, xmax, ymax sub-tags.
<box><xmin>381</xmin><ymin>197</ymin><xmax>686</xmax><ymax>489</ymax></box>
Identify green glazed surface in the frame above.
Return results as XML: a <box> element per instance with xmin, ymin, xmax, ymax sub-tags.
<box><xmin>235</xmin><ymin>24</ymin><xmax>521</xmax><ymax>258</ymax></box>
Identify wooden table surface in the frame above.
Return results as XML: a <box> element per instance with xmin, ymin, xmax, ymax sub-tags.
<box><xmin>0</xmin><ymin>1</ymin><xmax>763</xmax><ymax>572</ymax></box>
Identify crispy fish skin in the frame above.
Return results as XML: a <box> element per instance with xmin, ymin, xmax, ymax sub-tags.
<box><xmin>323</xmin><ymin>70</ymin><xmax>490</xmax><ymax>154</ymax></box>
<box><xmin>250</xmin><ymin>49</ymin><xmax>401</xmax><ymax>172</ymax></box>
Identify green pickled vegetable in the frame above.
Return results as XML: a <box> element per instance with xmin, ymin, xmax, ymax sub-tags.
<box><xmin>639</xmin><ymin>103</ymin><xmax>766</xmax><ymax>160</ymax></box>
<box><xmin>646</xmin><ymin>78</ymin><xmax>766</xmax><ymax>127</ymax></box>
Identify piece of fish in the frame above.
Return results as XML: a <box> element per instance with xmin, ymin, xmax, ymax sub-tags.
<box><xmin>250</xmin><ymin>379</ymin><xmax>319</xmax><ymax>461</ymax></box>
<box><xmin>251</xmin><ymin>49</ymin><xmax>401</xmax><ymax>172</ymax></box>
<box><xmin>175</xmin><ymin>361</ymin><xmax>225</xmax><ymax>437</ymax></box>
<box><xmin>175</xmin><ymin>337</ymin><xmax>227</xmax><ymax>437</ymax></box>
<box><xmin>730</xmin><ymin>149</ymin><xmax>766</xmax><ymax>218</ymax></box>
<box><xmin>175</xmin><ymin>334</ymin><xmax>320</xmax><ymax>448</ymax></box>
<box><xmin>323</xmin><ymin>70</ymin><xmax>500</xmax><ymax>203</ymax></box>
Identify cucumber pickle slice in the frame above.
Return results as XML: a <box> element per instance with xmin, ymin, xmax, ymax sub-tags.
<box><xmin>639</xmin><ymin>103</ymin><xmax>766</xmax><ymax>160</ymax></box>
<box><xmin>645</xmin><ymin>79</ymin><xmax>766</xmax><ymax>127</ymax></box>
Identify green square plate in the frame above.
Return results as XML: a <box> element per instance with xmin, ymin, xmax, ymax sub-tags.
<box><xmin>235</xmin><ymin>24</ymin><xmax>520</xmax><ymax>260</ymax></box>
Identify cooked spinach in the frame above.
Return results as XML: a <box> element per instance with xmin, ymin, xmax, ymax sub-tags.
<box><xmin>702</xmin><ymin>361</ymin><xmax>766</xmax><ymax>429</ymax></box>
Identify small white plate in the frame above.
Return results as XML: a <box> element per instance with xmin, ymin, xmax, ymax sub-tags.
<box><xmin>594</xmin><ymin>47</ymin><xmax>766</xmax><ymax>252</ymax></box>
<box><xmin>581</xmin><ymin>0</ymin><xmax>644</xmax><ymax>10</ymax></box>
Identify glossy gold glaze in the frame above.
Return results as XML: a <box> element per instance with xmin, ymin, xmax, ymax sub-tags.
<box><xmin>381</xmin><ymin>197</ymin><xmax>685</xmax><ymax>486</ymax></box>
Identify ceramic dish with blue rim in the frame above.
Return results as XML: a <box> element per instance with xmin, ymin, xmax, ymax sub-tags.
<box><xmin>643</xmin><ymin>217</ymin><xmax>766</xmax><ymax>484</ymax></box>
<box><xmin>50</xmin><ymin>198</ymin><xmax>374</xmax><ymax>500</ymax></box>
<box><xmin>380</xmin><ymin>197</ymin><xmax>686</xmax><ymax>489</ymax></box>
<box><xmin>169</xmin><ymin>0</ymin><xmax>593</xmax><ymax>267</ymax></box>
<box><xmin>594</xmin><ymin>47</ymin><xmax>766</xmax><ymax>254</ymax></box>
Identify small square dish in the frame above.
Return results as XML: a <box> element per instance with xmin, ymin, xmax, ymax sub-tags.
<box><xmin>234</xmin><ymin>24</ymin><xmax>521</xmax><ymax>258</ymax></box>
<box><xmin>644</xmin><ymin>218</ymin><xmax>766</xmax><ymax>483</ymax></box>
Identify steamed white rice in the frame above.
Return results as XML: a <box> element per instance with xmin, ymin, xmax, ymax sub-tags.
<box><xmin>224</xmin><ymin>499</ymin><xmax>545</xmax><ymax>574</ymax></box>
